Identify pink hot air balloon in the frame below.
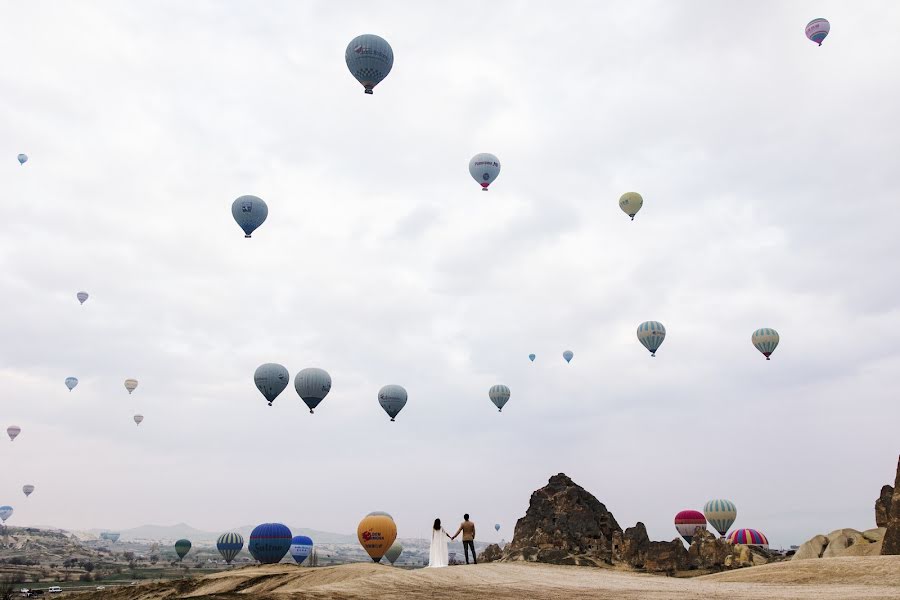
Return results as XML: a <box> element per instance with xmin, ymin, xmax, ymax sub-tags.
<box><xmin>674</xmin><ymin>510</ymin><xmax>707</xmax><ymax>544</ymax></box>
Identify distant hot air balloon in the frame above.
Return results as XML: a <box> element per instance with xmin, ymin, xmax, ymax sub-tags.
<box><xmin>22</xmin><ymin>485</ymin><xmax>34</xmax><ymax>498</ymax></box>
<box><xmin>674</xmin><ymin>510</ymin><xmax>707</xmax><ymax>545</ymax></box>
<box><xmin>378</xmin><ymin>385</ymin><xmax>407</xmax><ymax>421</ymax></box>
<box><xmin>217</xmin><ymin>532</ymin><xmax>244</xmax><ymax>564</ymax></box>
<box><xmin>65</xmin><ymin>377</ymin><xmax>79</xmax><ymax>391</ymax></box>
<box><xmin>290</xmin><ymin>535</ymin><xmax>314</xmax><ymax>564</ymax></box>
<box><xmin>703</xmin><ymin>499</ymin><xmax>737</xmax><ymax>538</ymax></box>
<box><xmin>174</xmin><ymin>539</ymin><xmax>192</xmax><ymax>561</ymax></box>
<box><xmin>489</xmin><ymin>384</ymin><xmax>511</xmax><ymax>412</ymax></box>
<box><xmin>249</xmin><ymin>523</ymin><xmax>292</xmax><ymax>564</ymax></box>
<box><xmin>619</xmin><ymin>192</ymin><xmax>643</xmax><ymax>220</ymax></box>
<box><xmin>728</xmin><ymin>528</ymin><xmax>768</xmax><ymax>547</ymax></box>
<box><xmin>76</xmin><ymin>291</ymin><xmax>89</xmax><ymax>305</ymax></box>
<box><xmin>345</xmin><ymin>34</ymin><xmax>393</xmax><ymax>94</ymax></box>
<box><xmin>357</xmin><ymin>513</ymin><xmax>397</xmax><ymax>562</ymax></box>
<box><xmin>7</xmin><ymin>426</ymin><xmax>21</xmax><ymax>442</ymax></box>
<box><xmin>805</xmin><ymin>18</ymin><xmax>830</xmax><ymax>46</ymax></box>
<box><xmin>254</xmin><ymin>363</ymin><xmax>289</xmax><ymax>406</ymax></box>
<box><xmin>133</xmin><ymin>414</ymin><xmax>144</xmax><ymax>426</ymax></box>
<box><xmin>528</xmin><ymin>353</ymin><xmax>535</xmax><ymax>362</ymax></box>
<box><xmin>231</xmin><ymin>195</ymin><xmax>268</xmax><ymax>238</ymax></box>
<box><xmin>563</xmin><ymin>350</ymin><xmax>574</xmax><ymax>363</ymax></box>
<box><xmin>637</xmin><ymin>321</ymin><xmax>666</xmax><ymax>357</ymax></box>
<box><xmin>294</xmin><ymin>368</ymin><xmax>332</xmax><ymax>413</ymax></box>
<box><xmin>752</xmin><ymin>328</ymin><xmax>779</xmax><ymax>360</ymax></box>
<box><xmin>17</xmin><ymin>154</ymin><xmax>27</xmax><ymax>165</ymax></box>
<box><xmin>494</xmin><ymin>524</ymin><xmax>500</xmax><ymax>532</ymax></box>
<box><xmin>0</xmin><ymin>506</ymin><xmax>13</xmax><ymax>523</ymax></box>
<box><xmin>100</xmin><ymin>532</ymin><xmax>120</xmax><ymax>543</ymax></box>
<box><xmin>124</xmin><ymin>378</ymin><xmax>138</xmax><ymax>394</ymax></box>
<box><xmin>367</xmin><ymin>511</ymin><xmax>394</xmax><ymax>519</ymax></box>
<box><xmin>384</xmin><ymin>541</ymin><xmax>403</xmax><ymax>565</ymax></box>
<box><xmin>469</xmin><ymin>153</ymin><xmax>501</xmax><ymax>191</ymax></box>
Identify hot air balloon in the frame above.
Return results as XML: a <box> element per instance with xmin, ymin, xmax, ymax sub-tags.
<box><xmin>357</xmin><ymin>513</ymin><xmax>397</xmax><ymax>562</ymax></box>
<box><xmin>637</xmin><ymin>321</ymin><xmax>666</xmax><ymax>357</ymax></box>
<box><xmin>345</xmin><ymin>34</ymin><xmax>393</xmax><ymax>94</ymax></box>
<box><xmin>290</xmin><ymin>535</ymin><xmax>314</xmax><ymax>564</ymax></box>
<box><xmin>0</xmin><ymin>506</ymin><xmax>13</xmax><ymax>523</ymax></box>
<box><xmin>254</xmin><ymin>363</ymin><xmax>289</xmax><ymax>407</ymax></box>
<box><xmin>217</xmin><ymin>532</ymin><xmax>244</xmax><ymax>564</ymax></box>
<box><xmin>494</xmin><ymin>524</ymin><xmax>500</xmax><ymax>532</ymax></box>
<box><xmin>703</xmin><ymin>499</ymin><xmax>737</xmax><ymax>538</ymax></box>
<box><xmin>17</xmin><ymin>154</ymin><xmax>27</xmax><ymax>165</ymax></box>
<box><xmin>133</xmin><ymin>414</ymin><xmax>144</xmax><ymax>426</ymax></box>
<box><xmin>384</xmin><ymin>541</ymin><xmax>403</xmax><ymax>565</ymax></box>
<box><xmin>378</xmin><ymin>385</ymin><xmax>407</xmax><ymax>421</ymax></box>
<box><xmin>489</xmin><ymin>384</ymin><xmax>511</xmax><ymax>412</ymax></box>
<box><xmin>674</xmin><ymin>510</ymin><xmax>707</xmax><ymax>544</ymax></box>
<box><xmin>619</xmin><ymin>192</ymin><xmax>643</xmax><ymax>220</ymax></box>
<box><xmin>528</xmin><ymin>353</ymin><xmax>535</xmax><ymax>362</ymax></box>
<box><xmin>563</xmin><ymin>350</ymin><xmax>574</xmax><ymax>363</ymax></box>
<box><xmin>100</xmin><ymin>532</ymin><xmax>120</xmax><ymax>543</ymax></box>
<box><xmin>805</xmin><ymin>18</ymin><xmax>830</xmax><ymax>46</ymax></box>
<box><xmin>22</xmin><ymin>485</ymin><xmax>34</xmax><ymax>498</ymax></box>
<box><xmin>249</xmin><ymin>523</ymin><xmax>292</xmax><ymax>564</ymax></box>
<box><xmin>174</xmin><ymin>539</ymin><xmax>191</xmax><ymax>561</ymax></box>
<box><xmin>367</xmin><ymin>511</ymin><xmax>394</xmax><ymax>519</ymax></box>
<box><xmin>65</xmin><ymin>377</ymin><xmax>78</xmax><ymax>391</ymax></box>
<box><xmin>231</xmin><ymin>195</ymin><xmax>268</xmax><ymax>238</ymax></box>
<box><xmin>124</xmin><ymin>378</ymin><xmax>138</xmax><ymax>394</ymax></box>
<box><xmin>469</xmin><ymin>153</ymin><xmax>501</xmax><ymax>191</ymax></box>
<box><xmin>294</xmin><ymin>368</ymin><xmax>332</xmax><ymax>413</ymax></box>
<box><xmin>752</xmin><ymin>328</ymin><xmax>779</xmax><ymax>360</ymax></box>
<box><xmin>7</xmin><ymin>426</ymin><xmax>21</xmax><ymax>441</ymax></box>
<box><xmin>76</xmin><ymin>291</ymin><xmax>89</xmax><ymax>305</ymax></box>
<box><xmin>727</xmin><ymin>528</ymin><xmax>768</xmax><ymax>547</ymax></box>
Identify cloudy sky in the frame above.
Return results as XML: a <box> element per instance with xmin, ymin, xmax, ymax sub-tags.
<box><xmin>2</xmin><ymin>1</ymin><xmax>899</xmax><ymax>548</ymax></box>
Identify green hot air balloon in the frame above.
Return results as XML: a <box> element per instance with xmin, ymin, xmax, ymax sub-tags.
<box><xmin>703</xmin><ymin>499</ymin><xmax>737</xmax><ymax>538</ymax></box>
<box><xmin>384</xmin><ymin>541</ymin><xmax>403</xmax><ymax>565</ymax></box>
<box><xmin>175</xmin><ymin>539</ymin><xmax>192</xmax><ymax>561</ymax></box>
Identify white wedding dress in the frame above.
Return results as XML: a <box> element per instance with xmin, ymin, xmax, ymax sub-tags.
<box><xmin>428</xmin><ymin>527</ymin><xmax>449</xmax><ymax>568</ymax></box>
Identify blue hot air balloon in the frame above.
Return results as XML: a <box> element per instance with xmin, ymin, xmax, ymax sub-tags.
<box><xmin>528</xmin><ymin>354</ymin><xmax>536</xmax><ymax>362</ymax></box>
<box><xmin>231</xmin><ymin>195</ymin><xmax>268</xmax><ymax>238</ymax></box>
<box><xmin>17</xmin><ymin>154</ymin><xmax>27</xmax><ymax>165</ymax></box>
<box><xmin>290</xmin><ymin>535</ymin><xmax>314</xmax><ymax>564</ymax></box>
<box><xmin>0</xmin><ymin>506</ymin><xmax>13</xmax><ymax>523</ymax></box>
<box><xmin>345</xmin><ymin>34</ymin><xmax>394</xmax><ymax>94</ymax></box>
<box><xmin>563</xmin><ymin>350</ymin><xmax>574</xmax><ymax>363</ymax></box>
<box><xmin>65</xmin><ymin>377</ymin><xmax>78</xmax><ymax>391</ymax></box>
<box><xmin>805</xmin><ymin>18</ymin><xmax>830</xmax><ymax>46</ymax></box>
<box><xmin>637</xmin><ymin>321</ymin><xmax>666</xmax><ymax>357</ymax></box>
<box><xmin>249</xmin><ymin>523</ymin><xmax>292</xmax><ymax>564</ymax></box>
<box><xmin>254</xmin><ymin>363</ymin><xmax>289</xmax><ymax>406</ymax></box>
<box><xmin>217</xmin><ymin>532</ymin><xmax>244</xmax><ymax>564</ymax></box>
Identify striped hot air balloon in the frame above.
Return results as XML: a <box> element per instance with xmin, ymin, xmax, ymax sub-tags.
<box><xmin>174</xmin><ymin>539</ymin><xmax>191</xmax><ymax>561</ymax></box>
<box><xmin>752</xmin><ymin>328</ymin><xmax>779</xmax><ymax>360</ymax></box>
<box><xmin>703</xmin><ymin>499</ymin><xmax>737</xmax><ymax>538</ymax></box>
<box><xmin>805</xmin><ymin>18</ymin><xmax>830</xmax><ymax>46</ymax></box>
<box><xmin>728</xmin><ymin>528</ymin><xmax>768</xmax><ymax>548</ymax></box>
<box><xmin>217</xmin><ymin>532</ymin><xmax>244</xmax><ymax>564</ymax></box>
<box><xmin>637</xmin><ymin>321</ymin><xmax>666</xmax><ymax>357</ymax></box>
<box><xmin>674</xmin><ymin>510</ymin><xmax>707</xmax><ymax>544</ymax></box>
<box><xmin>489</xmin><ymin>384</ymin><xmax>511</xmax><ymax>412</ymax></box>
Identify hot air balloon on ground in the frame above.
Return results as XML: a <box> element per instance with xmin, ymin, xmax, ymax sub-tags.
<box><xmin>0</xmin><ymin>506</ymin><xmax>13</xmax><ymax>523</ymax></box>
<box><xmin>563</xmin><ymin>350</ymin><xmax>574</xmax><ymax>363</ymax></box>
<box><xmin>703</xmin><ymin>499</ymin><xmax>737</xmax><ymax>538</ymax></box>
<box><xmin>619</xmin><ymin>192</ymin><xmax>643</xmax><ymax>220</ymax></box>
<box><xmin>100</xmin><ymin>532</ymin><xmax>120</xmax><ymax>543</ymax></box>
<box><xmin>7</xmin><ymin>426</ymin><xmax>21</xmax><ymax>441</ymax></box>
<box><xmin>254</xmin><ymin>363</ymin><xmax>289</xmax><ymax>406</ymax></box>
<box><xmin>728</xmin><ymin>528</ymin><xmax>768</xmax><ymax>547</ymax></box>
<box><xmin>232</xmin><ymin>195</ymin><xmax>268</xmax><ymax>238</ymax></box>
<box><xmin>384</xmin><ymin>541</ymin><xmax>403</xmax><ymax>565</ymax></box>
<box><xmin>357</xmin><ymin>513</ymin><xmax>397</xmax><ymax>563</ymax></box>
<box><xmin>124</xmin><ymin>378</ymin><xmax>138</xmax><ymax>394</ymax></box>
<box><xmin>76</xmin><ymin>291</ymin><xmax>89</xmax><ymax>305</ymax></box>
<box><xmin>345</xmin><ymin>34</ymin><xmax>393</xmax><ymax>94</ymax></box>
<box><xmin>17</xmin><ymin>154</ymin><xmax>27</xmax><ymax>165</ymax></box>
<box><xmin>752</xmin><ymin>328</ymin><xmax>779</xmax><ymax>360</ymax></box>
<box><xmin>290</xmin><ymin>535</ymin><xmax>314</xmax><ymax>564</ymax></box>
<box><xmin>528</xmin><ymin>353</ymin><xmax>535</xmax><ymax>362</ymax></box>
<box><xmin>217</xmin><ymin>532</ymin><xmax>244</xmax><ymax>564</ymax></box>
<box><xmin>674</xmin><ymin>510</ymin><xmax>707</xmax><ymax>544</ymax></box>
<box><xmin>378</xmin><ymin>385</ymin><xmax>407</xmax><ymax>421</ymax></box>
<box><xmin>65</xmin><ymin>377</ymin><xmax>78</xmax><ymax>391</ymax></box>
<box><xmin>249</xmin><ymin>523</ymin><xmax>292</xmax><ymax>564</ymax></box>
<box><xmin>469</xmin><ymin>153</ymin><xmax>501</xmax><ymax>191</ymax></box>
<box><xmin>806</xmin><ymin>18</ymin><xmax>830</xmax><ymax>46</ymax></box>
<box><xmin>294</xmin><ymin>368</ymin><xmax>332</xmax><ymax>413</ymax></box>
<box><xmin>489</xmin><ymin>384</ymin><xmax>511</xmax><ymax>412</ymax></box>
<box><xmin>23</xmin><ymin>485</ymin><xmax>34</xmax><ymax>498</ymax></box>
<box><xmin>174</xmin><ymin>539</ymin><xmax>191</xmax><ymax>561</ymax></box>
<box><xmin>637</xmin><ymin>321</ymin><xmax>666</xmax><ymax>357</ymax></box>
<box><xmin>133</xmin><ymin>414</ymin><xmax>144</xmax><ymax>426</ymax></box>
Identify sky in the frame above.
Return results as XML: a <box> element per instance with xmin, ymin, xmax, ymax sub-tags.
<box><xmin>1</xmin><ymin>1</ymin><xmax>899</xmax><ymax>549</ymax></box>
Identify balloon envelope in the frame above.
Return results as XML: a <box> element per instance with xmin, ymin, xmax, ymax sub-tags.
<box><xmin>217</xmin><ymin>532</ymin><xmax>244</xmax><ymax>564</ymax></box>
<box><xmin>378</xmin><ymin>385</ymin><xmax>407</xmax><ymax>421</ymax></box>
<box><xmin>249</xmin><ymin>523</ymin><xmax>292</xmax><ymax>564</ymax></box>
<box><xmin>357</xmin><ymin>513</ymin><xmax>397</xmax><ymax>562</ymax></box>
<box><xmin>7</xmin><ymin>425</ymin><xmax>21</xmax><ymax>441</ymax></box>
<box><xmin>23</xmin><ymin>485</ymin><xmax>34</xmax><ymax>498</ymax></box>
<box><xmin>494</xmin><ymin>524</ymin><xmax>500</xmax><ymax>532</ymax></box>
<box><xmin>469</xmin><ymin>153</ymin><xmax>501</xmax><ymax>190</ymax></box>
<box><xmin>17</xmin><ymin>154</ymin><xmax>27</xmax><ymax>165</ymax></box>
<box><xmin>124</xmin><ymin>379</ymin><xmax>138</xmax><ymax>394</ymax></box>
<box><xmin>0</xmin><ymin>506</ymin><xmax>13</xmax><ymax>522</ymax></box>
<box><xmin>76</xmin><ymin>291</ymin><xmax>89</xmax><ymax>305</ymax></box>
<box><xmin>637</xmin><ymin>321</ymin><xmax>666</xmax><ymax>357</ymax></box>
<box><xmin>231</xmin><ymin>195</ymin><xmax>268</xmax><ymax>238</ymax></box>
<box><xmin>65</xmin><ymin>377</ymin><xmax>78</xmax><ymax>391</ymax></box>
<box><xmin>703</xmin><ymin>499</ymin><xmax>737</xmax><ymax>537</ymax></box>
<box><xmin>674</xmin><ymin>510</ymin><xmax>707</xmax><ymax>544</ymax></box>
<box><xmin>489</xmin><ymin>384</ymin><xmax>511</xmax><ymax>412</ymax></box>
<box><xmin>294</xmin><ymin>368</ymin><xmax>332</xmax><ymax>413</ymax></box>
<box><xmin>100</xmin><ymin>532</ymin><xmax>120</xmax><ymax>542</ymax></box>
<box><xmin>563</xmin><ymin>350</ymin><xmax>574</xmax><ymax>363</ymax></box>
<box><xmin>528</xmin><ymin>353</ymin><xmax>535</xmax><ymax>362</ymax></box>
<box><xmin>174</xmin><ymin>539</ymin><xmax>192</xmax><ymax>560</ymax></box>
<box><xmin>619</xmin><ymin>192</ymin><xmax>643</xmax><ymax>219</ymax></box>
<box><xmin>727</xmin><ymin>528</ymin><xmax>768</xmax><ymax>547</ymax></box>
<box><xmin>752</xmin><ymin>328</ymin><xmax>779</xmax><ymax>360</ymax></box>
<box><xmin>384</xmin><ymin>541</ymin><xmax>403</xmax><ymax>565</ymax></box>
<box><xmin>805</xmin><ymin>18</ymin><xmax>830</xmax><ymax>45</ymax></box>
<box><xmin>133</xmin><ymin>414</ymin><xmax>144</xmax><ymax>426</ymax></box>
<box><xmin>290</xmin><ymin>535</ymin><xmax>314</xmax><ymax>564</ymax></box>
<box><xmin>345</xmin><ymin>34</ymin><xmax>393</xmax><ymax>94</ymax></box>
<box><xmin>254</xmin><ymin>363</ymin><xmax>289</xmax><ymax>406</ymax></box>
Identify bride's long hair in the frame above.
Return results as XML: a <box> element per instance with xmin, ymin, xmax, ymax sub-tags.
<box><xmin>433</xmin><ymin>518</ymin><xmax>441</xmax><ymax>531</ymax></box>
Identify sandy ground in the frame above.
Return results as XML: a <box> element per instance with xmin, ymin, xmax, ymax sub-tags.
<box><xmin>78</xmin><ymin>556</ymin><xmax>900</xmax><ymax>600</ymax></box>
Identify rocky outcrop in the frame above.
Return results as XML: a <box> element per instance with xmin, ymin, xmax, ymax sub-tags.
<box><xmin>643</xmin><ymin>539</ymin><xmax>690</xmax><ymax>573</ymax></box>
<box><xmin>688</xmin><ymin>529</ymin><xmax>731</xmax><ymax>569</ymax></box>
<box><xmin>478</xmin><ymin>544</ymin><xmax>503</xmax><ymax>563</ymax></box>
<box><xmin>793</xmin><ymin>528</ymin><xmax>885</xmax><ymax>560</ymax></box>
<box><xmin>611</xmin><ymin>522</ymin><xmax>650</xmax><ymax>567</ymax></box>
<box><xmin>882</xmin><ymin>455</ymin><xmax>900</xmax><ymax>555</ymax></box>
<box><xmin>504</xmin><ymin>473</ymin><xmax>622</xmax><ymax>566</ymax></box>
<box><xmin>876</xmin><ymin>485</ymin><xmax>893</xmax><ymax>528</ymax></box>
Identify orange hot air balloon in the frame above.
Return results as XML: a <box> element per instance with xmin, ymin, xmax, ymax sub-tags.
<box><xmin>357</xmin><ymin>513</ymin><xmax>397</xmax><ymax>563</ymax></box>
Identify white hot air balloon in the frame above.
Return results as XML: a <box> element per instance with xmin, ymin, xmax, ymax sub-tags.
<box><xmin>488</xmin><ymin>385</ymin><xmax>511</xmax><ymax>412</ymax></box>
<box><xmin>133</xmin><ymin>414</ymin><xmax>144</xmax><ymax>426</ymax></box>
<box><xmin>378</xmin><ymin>385</ymin><xmax>408</xmax><ymax>421</ymax></box>
<box><xmin>619</xmin><ymin>192</ymin><xmax>643</xmax><ymax>220</ymax></box>
<box><xmin>469</xmin><ymin>153</ymin><xmax>501</xmax><ymax>191</ymax></box>
<box><xmin>124</xmin><ymin>378</ymin><xmax>138</xmax><ymax>394</ymax></box>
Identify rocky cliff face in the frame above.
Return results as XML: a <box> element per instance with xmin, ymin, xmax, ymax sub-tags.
<box><xmin>882</xmin><ymin>455</ymin><xmax>900</xmax><ymax>555</ymax></box>
<box><xmin>477</xmin><ymin>544</ymin><xmax>503</xmax><ymax>563</ymax></box>
<box><xmin>792</xmin><ymin>528</ymin><xmax>884</xmax><ymax>560</ymax></box>
<box><xmin>876</xmin><ymin>485</ymin><xmax>893</xmax><ymax>528</ymax></box>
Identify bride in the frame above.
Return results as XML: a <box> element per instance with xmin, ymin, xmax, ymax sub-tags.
<box><xmin>427</xmin><ymin>518</ymin><xmax>451</xmax><ymax>568</ymax></box>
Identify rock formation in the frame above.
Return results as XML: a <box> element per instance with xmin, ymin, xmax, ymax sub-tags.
<box><xmin>882</xmin><ymin>455</ymin><xmax>900</xmax><ymax>555</ymax></box>
<box><xmin>611</xmin><ymin>522</ymin><xmax>650</xmax><ymax>567</ymax></box>
<box><xmin>643</xmin><ymin>539</ymin><xmax>690</xmax><ymax>573</ymax></box>
<box><xmin>688</xmin><ymin>529</ymin><xmax>732</xmax><ymax>569</ymax></box>
<box><xmin>477</xmin><ymin>544</ymin><xmax>503</xmax><ymax>563</ymax></box>
<box><xmin>792</xmin><ymin>528</ymin><xmax>885</xmax><ymax>559</ymax></box>
<box><xmin>876</xmin><ymin>485</ymin><xmax>893</xmax><ymax>528</ymax></box>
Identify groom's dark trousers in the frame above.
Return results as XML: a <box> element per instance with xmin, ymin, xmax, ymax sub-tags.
<box><xmin>463</xmin><ymin>540</ymin><xmax>477</xmax><ymax>564</ymax></box>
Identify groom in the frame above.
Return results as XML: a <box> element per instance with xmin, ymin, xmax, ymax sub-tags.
<box><xmin>450</xmin><ymin>514</ymin><xmax>477</xmax><ymax>564</ymax></box>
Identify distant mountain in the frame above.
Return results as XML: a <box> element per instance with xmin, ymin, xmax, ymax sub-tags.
<box><xmin>99</xmin><ymin>523</ymin><xmax>357</xmax><ymax>545</ymax></box>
